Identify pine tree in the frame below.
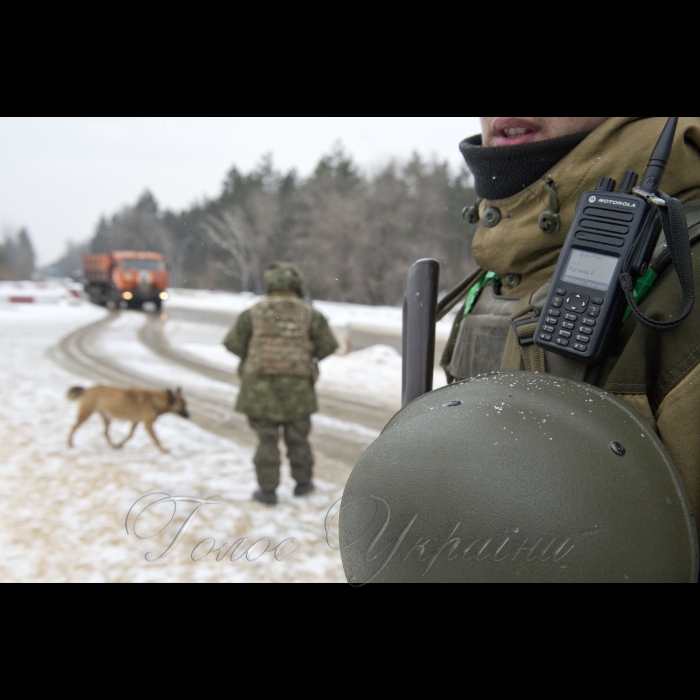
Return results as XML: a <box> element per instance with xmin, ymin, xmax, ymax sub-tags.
<box><xmin>14</xmin><ymin>229</ymin><xmax>35</xmax><ymax>279</ymax></box>
<box><xmin>0</xmin><ymin>229</ymin><xmax>35</xmax><ymax>280</ymax></box>
<box><xmin>0</xmin><ymin>243</ymin><xmax>8</xmax><ymax>280</ymax></box>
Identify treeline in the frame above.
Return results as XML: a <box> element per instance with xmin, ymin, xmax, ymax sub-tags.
<box><xmin>0</xmin><ymin>229</ymin><xmax>35</xmax><ymax>281</ymax></box>
<box><xmin>53</xmin><ymin>147</ymin><xmax>478</xmax><ymax>305</ymax></box>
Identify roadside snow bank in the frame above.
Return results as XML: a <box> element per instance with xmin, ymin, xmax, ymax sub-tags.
<box><xmin>166</xmin><ymin>289</ymin><xmax>455</xmax><ymax>342</ymax></box>
<box><xmin>318</xmin><ymin>345</ymin><xmax>446</xmax><ymax>407</ymax></box>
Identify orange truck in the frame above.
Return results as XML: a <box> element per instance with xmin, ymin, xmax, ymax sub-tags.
<box><xmin>83</xmin><ymin>251</ymin><xmax>169</xmax><ymax>310</ymax></box>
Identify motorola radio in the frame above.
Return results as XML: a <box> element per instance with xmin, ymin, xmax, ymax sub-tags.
<box><xmin>534</xmin><ymin>117</ymin><xmax>690</xmax><ymax>364</ymax></box>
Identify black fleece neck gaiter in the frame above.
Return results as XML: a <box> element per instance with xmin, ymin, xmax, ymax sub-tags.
<box><xmin>460</xmin><ymin>132</ymin><xmax>592</xmax><ymax>200</ymax></box>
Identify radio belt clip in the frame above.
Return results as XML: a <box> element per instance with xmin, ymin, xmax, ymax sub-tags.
<box><xmin>502</xmin><ymin>306</ymin><xmax>547</xmax><ymax>373</ymax></box>
<box><xmin>511</xmin><ymin>307</ymin><xmax>541</xmax><ymax>347</ymax></box>
<box><xmin>631</xmin><ymin>187</ymin><xmax>668</xmax><ymax>208</ymax></box>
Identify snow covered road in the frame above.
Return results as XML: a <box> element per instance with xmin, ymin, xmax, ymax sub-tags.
<box><xmin>0</xmin><ymin>304</ymin><xmax>346</xmax><ymax>582</ymax></box>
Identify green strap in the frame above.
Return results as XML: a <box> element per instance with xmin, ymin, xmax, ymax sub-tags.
<box><xmin>464</xmin><ymin>272</ymin><xmax>501</xmax><ymax>317</ymax></box>
<box><xmin>622</xmin><ymin>268</ymin><xmax>658</xmax><ymax>324</ymax></box>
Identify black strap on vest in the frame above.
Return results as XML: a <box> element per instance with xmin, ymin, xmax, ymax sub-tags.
<box><xmin>620</xmin><ymin>193</ymin><xmax>695</xmax><ymax>331</ymax></box>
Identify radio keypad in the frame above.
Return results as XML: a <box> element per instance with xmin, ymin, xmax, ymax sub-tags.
<box><xmin>540</xmin><ymin>286</ymin><xmax>602</xmax><ymax>351</ymax></box>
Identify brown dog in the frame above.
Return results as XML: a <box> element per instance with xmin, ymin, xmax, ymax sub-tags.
<box><xmin>67</xmin><ymin>385</ymin><xmax>190</xmax><ymax>453</ymax></box>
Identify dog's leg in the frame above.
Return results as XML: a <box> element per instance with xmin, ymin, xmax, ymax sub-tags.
<box><xmin>116</xmin><ymin>422</ymin><xmax>139</xmax><ymax>450</ymax></box>
<box><xmin>100</xmin><ymin>413</ymin><xmax>115</xmax><ymax>448</ymax></box>
<box><xmin>144</xmin><ymin>420</ymin><xmax>169</xmax><ymax>454</ymax></box>
<box><xmin>68</xmin><ymin>405</ymin><xmax>94</xmax><ymax>448</ymax></box>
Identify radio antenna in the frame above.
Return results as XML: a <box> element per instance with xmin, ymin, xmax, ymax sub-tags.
<box><xmin>640</xmin><ymin>117</ymin><xmax>679</xmax><ymax>195</ymax></box>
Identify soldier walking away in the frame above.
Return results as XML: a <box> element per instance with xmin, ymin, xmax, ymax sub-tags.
<box><xmin>224</xmin><ymin>263</ymin><xmax>339</xmax><ymax>506</ymax></box>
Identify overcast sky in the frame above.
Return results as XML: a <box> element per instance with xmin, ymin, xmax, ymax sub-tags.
<box><xmin>0</xmin><ymin>117</ymin><xmax>483</xmax><ymax>265</ymax></box>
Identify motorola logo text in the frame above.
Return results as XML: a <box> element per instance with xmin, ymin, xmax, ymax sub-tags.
<box><xmin>597</xmin><ymin>199</ymin><xmax>638</xmax><ymax>209</ymax></box>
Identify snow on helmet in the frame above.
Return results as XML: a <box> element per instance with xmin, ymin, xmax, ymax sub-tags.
<box><xmin>339</xmin><ymin>373</ymin><xmax>698</xmax><ymax>584</ymax></box>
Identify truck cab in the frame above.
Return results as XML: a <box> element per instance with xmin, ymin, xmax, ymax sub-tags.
<box><xmin>84</xmin><ymin>251</ymin><xmax>169</xmax><ymax>311</ymax></box>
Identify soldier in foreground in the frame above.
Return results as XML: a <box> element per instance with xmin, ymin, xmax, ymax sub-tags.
<box><xmin>340</xmin><ymin>117</ymin><xmax>700</xmax><ymax>583</ymax></box>
<box><xmin>224</xmin><ymin>263</ymin><xmax>339</xmax><ymax>506</ymax></box>
<box><xmin>441</xmin><ymin>117</ymin><xmax>700</xmax><ymax>527</ymax></box>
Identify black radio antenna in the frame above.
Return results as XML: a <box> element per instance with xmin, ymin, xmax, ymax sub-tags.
<box><xmin>640</xmin><ymin>117</ymin><xmax>679</xmax><ymax>195</ymax></box>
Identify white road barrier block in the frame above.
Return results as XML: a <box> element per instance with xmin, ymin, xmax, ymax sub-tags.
<box><xmin>0</xmin><ymin>281</ymin><xmax>85</xmax><ymax>305</ymax></box>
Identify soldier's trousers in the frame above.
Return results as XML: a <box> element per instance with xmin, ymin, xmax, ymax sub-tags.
<box><xmin>248</xmin><ymin>418</ymin><xmax>314</xmax><ymax>492</ymax></box>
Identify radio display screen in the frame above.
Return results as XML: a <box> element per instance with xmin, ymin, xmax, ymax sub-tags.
<box><xmin>561</xmin><ymin>249</ymin><xmax>618</xmax><ymax>292</ymax></box>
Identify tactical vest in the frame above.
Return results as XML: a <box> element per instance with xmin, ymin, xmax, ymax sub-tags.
<box><xmin>448</xmin><ymin>203</ymin><xmax>700</xmax><ymax>393</ymax></box>
<box><xmin>244</xmin><ymin>297</ymin><xmax>315</xmax><ymax>377</ymax></box>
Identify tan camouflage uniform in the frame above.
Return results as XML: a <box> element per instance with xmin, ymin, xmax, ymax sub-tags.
<box><xmin>442</xmin><ymin>117</ymin><xmax>700</xmax><ymax>529</ymax></box>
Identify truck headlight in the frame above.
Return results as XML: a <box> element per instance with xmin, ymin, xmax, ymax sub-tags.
<box><xmin>159</xmin><ymin>292</ymin><xmax>169</xmax><ymax>301</ymax></box>
<box><xmin>122</xmin><ymin>292</ymin><xmax>133</xmax><ymax>300</ymax></box>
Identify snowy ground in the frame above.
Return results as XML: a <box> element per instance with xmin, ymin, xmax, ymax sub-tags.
<box><xmin>0</xmin><ymin>302</ymin><xmax>346</xmax><ymax>583</ymax></box>
<box><xmin>0</xmin><ymin>288</ymin><xmax>450</xmax><ymax>583</ymax></box>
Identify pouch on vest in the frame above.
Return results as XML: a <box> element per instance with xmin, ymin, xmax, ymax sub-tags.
<box><xmin>244</xmin><ymin>298</ymin><xmax>315</xmax><ymax>377</ymax></box>
<box><xmin>449</xmin><ymin>279</ymin><xmax>589</xmax><ymax>382</ymax></box>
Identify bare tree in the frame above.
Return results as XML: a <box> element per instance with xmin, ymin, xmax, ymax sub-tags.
<box><xmin>200</xmin><ymin>210</ymin><xmax>258</xmax><ymax>292</ymax></box>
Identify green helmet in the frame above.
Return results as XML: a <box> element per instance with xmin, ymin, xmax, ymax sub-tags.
<box><xmin>264</xmin><ymin>262</ymin><xmax>304</xmax><ymax>297</ymax></box>
<box><xmin>340</xmin><ymin>373</ymin><xmax>698</xmax><ymax>584</ymax></box>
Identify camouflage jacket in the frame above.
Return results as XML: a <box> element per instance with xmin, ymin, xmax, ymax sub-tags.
<box><xmin>224</xmin><ymin>294</ymin><xmax>339</xmax><ymax>422</ymax></box>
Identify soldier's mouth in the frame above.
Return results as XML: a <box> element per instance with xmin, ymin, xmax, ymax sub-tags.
<box><xmin>490</xmin><ymin>118</ymin><xmax>541</xmax><ymax>147</ymax></box>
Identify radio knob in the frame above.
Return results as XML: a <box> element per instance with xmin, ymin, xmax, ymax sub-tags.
<box><xmin>597</xmin><ymin>177</ymin><xmax>616</xmax><ymax>192</ymax></box>
<box><xmin>619</xmin><ymin>171</ymin><xmax>639</xmax><ymax>194</ymax></box>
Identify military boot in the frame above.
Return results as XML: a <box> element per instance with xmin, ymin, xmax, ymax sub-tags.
<box><xmin>253</xmin><ymin>490</ymin><xmax>278</xmax><ymax>506</ymax></box>
<box><xmin>294</xmin><ymin>482</ymin><xmax>315</xmax><ymax>497</ymax></box>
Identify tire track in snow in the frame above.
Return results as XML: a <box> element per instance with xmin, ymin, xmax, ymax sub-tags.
<box><xmin>48</xmin><ymin>311</ymin><xmax>392</xmax><ymax>479</ymax></box>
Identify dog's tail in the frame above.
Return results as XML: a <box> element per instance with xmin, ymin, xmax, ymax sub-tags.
<box><xmin>67</xmin><ymin>387</ymin><xmax>86</xmax><ymax>401</ymax></box>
